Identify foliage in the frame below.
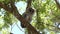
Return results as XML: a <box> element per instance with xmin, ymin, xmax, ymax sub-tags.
<box><xmin>0</xmin><ymin>0</ymin><xmax>60</xmax><ymax>34</ymax></box>
<box><xmin>32</xmin><ymin>0</ymin><xmax>60</xmax><ymax>33</ymax></box>
<box><xmin>0</xmin><ymin>9</ymin><xmax>18</xmax><ymax>31</ymax></box>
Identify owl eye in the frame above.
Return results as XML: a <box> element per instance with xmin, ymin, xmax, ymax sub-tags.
<box><xmin>29</xmin><ymin>8</ymin><xmax>34</xmax><ymax>14</ymax></box>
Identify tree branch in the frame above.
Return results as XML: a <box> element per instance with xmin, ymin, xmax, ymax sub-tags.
<box><xmin>55</xmin><ymin>0</ymin><xmax>60</xmax><ymax>8</ymax></box>
<box><xmin>26</xmin><ymin>0</ymin><xmax>32</xmax><ymax>8</ymax></box>
<box><xmin>0</xmin><ymin>2</ymin><xmax>12</xmax><ymax>13</ymax></box>
<box><xmin>0</xmin><ymin>0</ymin><xmax>40</xmax><ymax>34</ymax></box>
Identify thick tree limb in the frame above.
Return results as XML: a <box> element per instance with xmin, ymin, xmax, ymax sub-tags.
<box><xmin>55</xmin><ymin>0</ymin><xmax>60</xmax><ymax>8</ymax></box>
<box><xmin>0</xmin><ymin>0</ymin><xmax>40</xmax><ymax>34</ymax></box>
<box><xmin>0</xmin><ymin>2</ymin><xmax>12</xmax><ymax>13</ymax></box>
<box><xmin>26</xmin><ymin>0</ymin><xmax>32</xmax><ymax>8</ymax></box>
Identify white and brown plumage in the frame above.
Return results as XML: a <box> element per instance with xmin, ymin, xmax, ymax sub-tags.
<box><xmin>21</xmin><ymin>7</ymin><xmax>35</xmax><ymax>28</ymax></box>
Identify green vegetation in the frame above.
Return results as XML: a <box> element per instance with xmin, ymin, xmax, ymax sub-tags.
<box><xmin>0</xmin><ymin>0</ymin><xmax>60</xmax><ymax>34</ymax></box>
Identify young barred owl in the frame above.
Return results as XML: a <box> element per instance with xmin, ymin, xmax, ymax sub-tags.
<box><xmin>21</xmin><ymin>7</ymin><xmax>35</xmax><ymax>28</ymax></box>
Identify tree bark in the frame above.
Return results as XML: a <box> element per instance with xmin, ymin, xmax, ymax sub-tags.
<box><xmin>55</xmin><ymin>0</ymin><xmax>60</xmax><ymax>8</ymax></box>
